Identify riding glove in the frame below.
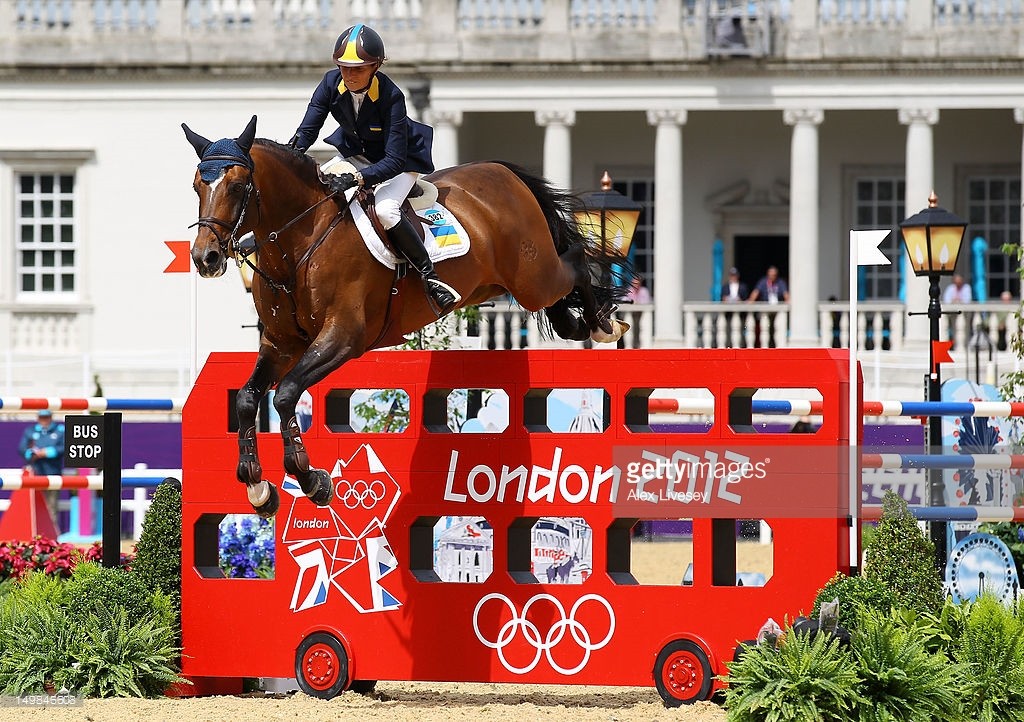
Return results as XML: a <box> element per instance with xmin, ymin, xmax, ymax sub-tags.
<box><xmin>286</xmin><ymin>134</ymin><xmax>304</xmax><ymax>151</ymax></box>
<box><xmin>327</xmin><ymin>173</ymin><xmax>359</xmax><ymax>195</ymax></box>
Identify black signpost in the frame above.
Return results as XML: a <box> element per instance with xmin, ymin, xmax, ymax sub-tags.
<box><xmin>65</xmin><ymin>413</ymin><xmax>121</xmax><ymax>568</ymax></box>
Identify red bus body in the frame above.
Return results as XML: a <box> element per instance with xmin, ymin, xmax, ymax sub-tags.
<box><xmin>180</xmin><ymin>349</ymin><xmax>857</xmax><ymax>704</ymax></box>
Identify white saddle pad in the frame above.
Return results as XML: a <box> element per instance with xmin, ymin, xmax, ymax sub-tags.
<box><xmin>351</xmin><ymin>196</ymin><xmax>472</xmax><ymax>270</ymax></box>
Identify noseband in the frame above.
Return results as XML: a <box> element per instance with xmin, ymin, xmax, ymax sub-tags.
<box><xmin>188</xmin><ymin>154</ymin><xmax>258</xmax><ymax>256</ymax></box>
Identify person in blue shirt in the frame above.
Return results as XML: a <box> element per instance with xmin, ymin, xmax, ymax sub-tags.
<box><xmin>18</xmin><ymin>409</ymin><xmax>64</xmax><ymax>476</ymax></box>
<box><xmin>288</xmin><ymin>23</ymin><xmax>460</xmax><ymax>315</ymax></box>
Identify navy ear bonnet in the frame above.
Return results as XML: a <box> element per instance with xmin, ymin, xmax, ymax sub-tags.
<box><xmin>198</xmin><ymin>139</ymin><xmax>253</xmax><ymax>183</ymax></box>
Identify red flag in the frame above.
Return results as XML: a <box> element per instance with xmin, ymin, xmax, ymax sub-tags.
<box><xmin>163</xmin><ymin>241</ymin><xmax>192</xmax><ymax>273</ymax></box>
<box><xmin>931</xmin><ymin>340</ymin><xmax>953</xmax><ymax>373</ymax></box>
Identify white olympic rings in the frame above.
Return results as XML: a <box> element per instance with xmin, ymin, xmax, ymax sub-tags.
<box><xmin>472</xmin><ymin>593</ymin><xmax>615</xmax><ymax>675</ymax></box>
<box><xmin>335</xmin><ymin>477</ymin><xmax>386</xmax><ymax>510</ymax></box>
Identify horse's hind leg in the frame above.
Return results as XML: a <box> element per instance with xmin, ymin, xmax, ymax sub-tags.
<box><xmin>273</xmin><ymin>331</ymin><xmax>358</xmax><ymax>507</ymax></box>
<box><xmin>544</xmin><ymin>297</ymin><xmax>590</xmax><ymax>341</ymax></box>
<box><xmin>539</xmin><ymin>243</ymin><xmax>618</xmax><ymax>342</ymax></box>
<box><xmin>236</xmin><ymin>349</ymin><xmax>282</xmax><ymax>517</ymax></box>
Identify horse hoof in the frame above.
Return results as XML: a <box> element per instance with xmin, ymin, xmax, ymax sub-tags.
<box><xmin>250</xmin><ymin>481</ymin><xmax>280</xmax><ymax>518</ymax></box>
<box><xmin>591</xmin><ymin>319</ymin><xmax>630</xmax><ymax>343</ymax></box>
<box><xmin>306</xmin><ymin>468</ymin><xmax>334</xmax><ymax>507</ymax></box>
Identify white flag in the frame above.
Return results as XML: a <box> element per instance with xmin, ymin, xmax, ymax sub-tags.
<box><xmin>851</xmin><ymin>229</ymin><xmax>891</xmax><ymax>266</ymax></box>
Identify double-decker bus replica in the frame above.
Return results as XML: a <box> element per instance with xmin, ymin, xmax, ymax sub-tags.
<box><xmin>180</xmin><ymin>348</ymin><xmax>856</xmax><ymax>705</ymax></box>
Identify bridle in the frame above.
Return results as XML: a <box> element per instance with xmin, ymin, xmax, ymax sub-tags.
<box><xmin>188</xmin><ymin>153</ymin><xmax>258</xmax><ymax>256</ymax></box>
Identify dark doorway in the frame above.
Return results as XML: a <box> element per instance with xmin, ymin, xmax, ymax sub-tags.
<box><xmin>734</xmin><ymin>235</ymin><xmax>789</xmax><ymax>291</ymax></box>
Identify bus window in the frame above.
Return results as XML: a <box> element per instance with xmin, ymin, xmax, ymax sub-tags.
<box><xmin>710</xmin><ymin>519</ymin><xmax>773</xmax><ymax>587</ymax></box>
<box><xmin>192</xmin><ymin>513</ymin><xmax>275</xmax><ymax>580</ymax></box>
<box><xmin>531</xmin><ymin>517</ymin><xmax>592</xmax><ymax>584</ymax></box>
<box><xmin>523</xmin><ymin>388</ymin><xmax>609</xmax><ymax>433</ymax></box>
<box><xmin>625</xmin><ymin>387</ymin><xmax>714</xmax><ymax>433</ymax></box>
<box><xmin>609</xmin><ymin>518</ymin><xmax>695</xmax><ymax>586</ymax></box>
<box><xmin>422</xmin><ymin>388</ymin><xmax>509</xmax><ymax>433</ymax></box>
<box><xmin>728</xmin><ymin>387</ymin><xmax>823</xmax><ymax>434</ymax></box>
<box><xmin>324</xmin><ymin>388</ymin><xmax>410</xmax><ymax>433</ymax></box>
<box><xmin>431</xmin><ymin>516</ymin><xmax>494</xmax><ymax>583</ymax></box>
<box><xmin>219</xmin><ymin>514</ymin><xmax>275</xmax><ymax>579</ymax></box>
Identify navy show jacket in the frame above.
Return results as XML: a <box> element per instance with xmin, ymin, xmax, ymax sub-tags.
<box><xmin>292</xmin><ymin>69</ymin><xmax>434</xmax><ymax>187</ymax></box>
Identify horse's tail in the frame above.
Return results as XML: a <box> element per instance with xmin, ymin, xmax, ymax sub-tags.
<box><xmin>492</xmin><ymin>161</ymin><xmax>634</xmax><ymax>309</ymax></box>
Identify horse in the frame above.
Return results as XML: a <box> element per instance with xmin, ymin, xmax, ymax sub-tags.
<box><xmin>183</xmin><ymin>115</ymin><xmax>632</xmax><ymax>517</ymax></box>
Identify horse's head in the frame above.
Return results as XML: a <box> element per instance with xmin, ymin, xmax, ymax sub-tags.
<box><xmin>182</xmin><ymin>115</ymin><xmax>258</xmax><ymax>278</ymax></box>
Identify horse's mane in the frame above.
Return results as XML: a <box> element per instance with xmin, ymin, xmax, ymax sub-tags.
<box><xmin>253</xmin><ymin>138</ymin><xmax>321</xmax><ymax>182</ymax></box>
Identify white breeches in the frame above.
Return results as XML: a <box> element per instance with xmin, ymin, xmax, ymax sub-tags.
<box><xmin>341</xmin><ymin>156</ymin><xmax>419</xmax><ymax>230</ymax></box>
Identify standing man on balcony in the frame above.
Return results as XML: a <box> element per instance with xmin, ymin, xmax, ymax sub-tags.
<box><xmin>942</xmin><ymin>274</ymin><xmax>972</xmax><ymax>304</ymax></box>
<box><xmin>287</xmin><ymin>23</ymin><xmax>459</xmax><ymax>315</ymax></box>
<box><xmin>747</xmin><ymin>266</ymin><xmax>789</xmax><ymax>348</ymax></box>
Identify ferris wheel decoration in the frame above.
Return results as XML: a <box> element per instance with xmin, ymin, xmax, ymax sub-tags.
<box><xmin>945</xmin><ymin>532</ymin><xmax>1020</xmax><ymax>604</ymax></box>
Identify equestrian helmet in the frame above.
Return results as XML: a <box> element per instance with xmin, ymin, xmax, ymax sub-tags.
<box><xmin>333</xmin><ymin>24</ymin><xmax>386</xmax><ymax>67</ymax></box>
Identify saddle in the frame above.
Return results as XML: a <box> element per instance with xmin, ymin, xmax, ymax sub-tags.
<box><xmin>319</xmin><ymin>159</ymin><xmax>438</xmax><ymax>252</ymax></box>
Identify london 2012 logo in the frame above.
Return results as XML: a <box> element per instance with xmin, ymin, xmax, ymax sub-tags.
<box><xmin>281</xmin><ymin>444</ymin><xmax>401</xmax><ymax>614</ymax></box>
<box><xmin>472</xmin><ymin>593</ymin><xmax>615</xmax><ymax>675</ymax></box>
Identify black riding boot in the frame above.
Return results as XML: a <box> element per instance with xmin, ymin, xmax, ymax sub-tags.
<box><xmin>387</xmin><ymin>216</ymin><xmax>461</xmax><ymax>315</ymax></box>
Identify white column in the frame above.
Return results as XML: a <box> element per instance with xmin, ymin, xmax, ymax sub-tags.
<box><xmin>535</xmin><ymin>111</ymin><xmax>576</xmax><ymax>191</ymax></box>
<box><xmin>784</xmin><ymin>108</ymin><xmax>824</xmax><ymax>346</ymax></box>
<box><xmin>427</xmin><ymin>109</ymin><xmax>462</xmax><ymax>172</ymax></box>
<box><xmin>647</xmin><ymin>109</ymin><xmax>688</xmax><ymax>347</ymax></box>
<box><xmin>1011</xmin><ymin>108</ymin><xmax>1019</xmax><ymax>248</ymax></box>
<box><xmin>900</xmin><ymin>108</ymin><xmax>939</xmax><ymax>343</ymax></box>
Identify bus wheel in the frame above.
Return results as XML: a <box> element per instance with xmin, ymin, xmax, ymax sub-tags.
<box><xmin>653</xmin><ymin>640</ymin><xmax>713</xmax><ymax>706</ymax></box>
<box><xmin>295</xmin><ymin>632</ymin><xmax>349</xmax><ymax>699</ymax></box>
<box><xmin>348</xmin><ymin>679</ymin><xmax>377</xmax><ymax>695</ymax></box>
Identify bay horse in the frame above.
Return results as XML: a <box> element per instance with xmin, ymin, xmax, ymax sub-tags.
<box><xmin>183</xmin><ymin>115</ymin><xmax>631</xmax><ymax>517</ymax></box>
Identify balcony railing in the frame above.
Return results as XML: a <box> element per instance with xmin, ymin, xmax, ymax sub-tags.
<box><xmin>446</xmin><ymin>299</ymin><xmax>1019</xmax><ymax>353</ymax></box>
<box><xmin>4</xmin><ymin>0</ymin><xmax>1024</xmax><ymax>66</ymax></box>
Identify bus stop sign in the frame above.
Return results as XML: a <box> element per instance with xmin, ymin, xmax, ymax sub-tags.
<box><xmin>65</xmin><ymin>415</ymin><xmax>104</xmax><ymax>467</ymax></box>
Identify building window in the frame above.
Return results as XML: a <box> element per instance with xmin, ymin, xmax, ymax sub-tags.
<box><xmin>15</xmin><ymin>171</ymin><xmax>77</xmax><ymax>296</ymax></box>
<box><xmin>852</xmin><ymin>175</ymin><xmax>905</xmax><ymax>299</ymax></box>
<box><xmin>965</xmin><ymin>173</ymin><xmax>1021</xmax><ymax>298</ymax></box>
<box><xmin>609</xmin><ymin>176</ymin><xmax>654</xmax><ymax>293</ymax></box>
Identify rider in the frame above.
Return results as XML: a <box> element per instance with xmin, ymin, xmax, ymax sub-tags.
<box><xmin>288</xmin><ymin>23</ymin><xmax>460</xmax><ymax>315</ymax></box>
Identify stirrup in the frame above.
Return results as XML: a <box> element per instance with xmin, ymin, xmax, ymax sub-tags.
<box><xmin>424</xmin><ymin>277</ymin><xmax>460</xmax><ymax>316</ymax></box>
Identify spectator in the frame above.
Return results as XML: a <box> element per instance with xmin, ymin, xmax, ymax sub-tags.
<box><xmin>997</xmin><ymin>290</ymin><xmax>1018</xmax><ymax>351</ymax></box>
<box><xmin>720</xmin><ymin>267</ymin><xmax>750</xmax><ymax>348</ymax></box>
<box><xmin>625</xmin><ymin>277</ymin><xmax>651</xmax><ymax>304</ymax></box>
<box><xmin>748</xmin><ymin>266</ymin><xmax>790</xmax><ymax>304</ymax></box>
<box><xmin>721</xmin><ymin>267</ymin><xmax>750</xmax><ymax>303</ymax></box>
<box><xmin>18</xmin><ymin>409</ymin><xmax>64</xmax><ymax>476</ymax></box>
<box><xmin>18</xmin><ymin>409</ymin><xmax>64</xmax><ymax>528</ymax></box>
<box><xmin>942</xmin><ymin>273</ymin><xmax>972</xmax><ymax>304</ymax></box>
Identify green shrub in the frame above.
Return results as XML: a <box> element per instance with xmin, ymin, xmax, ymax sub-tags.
<box><xmin>890</xmin><ymin>597</ymin><xmax>970</xmax><ymax>659</ymax></box>
<box><xmin>64</xmin><ymin>563</ymin><xmax>174</xmax><ymax>631</ymax></box>
<box><xmin>725</xmin><ymin>626</ymin><xmax>862</xmax><ymax>722</ymax></box>
<box><xmin>852</xmin><ymin>609</ymin><xmax>960</xmax><ymax>722</ymax></box>
<box><xmin>130</xmin><ymin>479</ymin><xmax>182</xmax><ymax>616</ymax></box>
<box><xmin>955</xmin><ymin>594</ymin><xmax>1024</xmax><ymax>722</ymax></box>
<box><xmin>813</xmin><ymin>572</ymin><xmax>897</xmax><ymax>630</ymax></box>
<box><xmin>66</xmin><ymin>607</ymin><xmax>181</xmax><ymax>698</ymax></box>
<box><xmin>0</xmin><ymin>581</ymin><xmax>77</xmax><ymax>692</ymax></box>
<box><xmin>0</xmin><ymin>563</ymin><xmax>182</xmax><ymax>697</ymax></box>
<box><xmin>863</xmin><ymin>491</ymin><xmax>944</xmax><ymax>616</ymax></box>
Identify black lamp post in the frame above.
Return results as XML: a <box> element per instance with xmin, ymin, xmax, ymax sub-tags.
<box><xmin>898</xmin><ymin>192</ymin><xmax>967</xmax><ymax>569</ymax></box>
<box><xmin>575</xmin><ymin>171</ymin><xmax>642</xmax><ymax>284</ymax></box>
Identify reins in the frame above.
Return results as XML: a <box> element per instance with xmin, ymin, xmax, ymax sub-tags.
<box><xmin>234</xmin><ymin>190</ymin><xmax>344</xmax><ymax>294</ymax></box>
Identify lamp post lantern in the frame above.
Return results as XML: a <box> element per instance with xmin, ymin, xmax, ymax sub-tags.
<box><xmin>898</xmin><ymin>192</ymin><xmax>967</xmax><ymax>568</ymax></box>
<box><xmin>575</xmin><ymin>171</ymin><xmax>642</xmax><ymax>285</ymax></box>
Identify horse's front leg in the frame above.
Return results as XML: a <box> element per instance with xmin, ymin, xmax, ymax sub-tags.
<box><xmin>274</xmin><ymin>331</ymin><xmax>360</xmax><ymax>506</ymax></box>
<box><xmin>236</xmin><ymin>348</ymin><xmax>282</xmax><ymax>517</ymax></box>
